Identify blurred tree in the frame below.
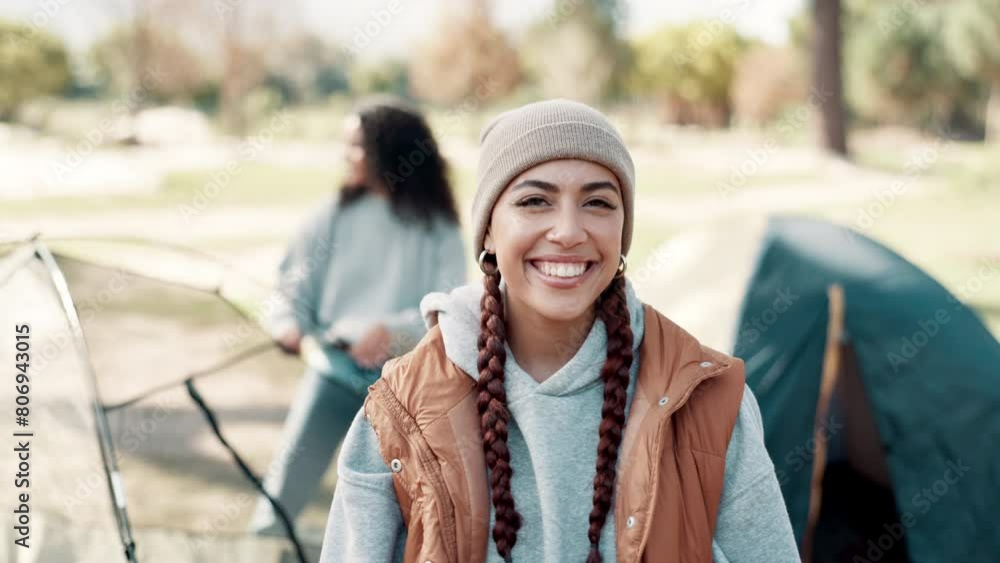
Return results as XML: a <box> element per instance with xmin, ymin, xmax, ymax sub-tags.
<box><xmin>219</xmin><ymin>4</ymin><xmax>265</xmax><ymax>136</ymax></box>
<box><xmin>208</xmin><ymin>0</ymin><xmax>300</xmax><ymax>135</ymax></box>
<box><xmin>90</xmin><ymin>24</ymin><xmax>209</xmax><ymax>103</ymax></box>
<box><xmin>792</xmin><ymin>0</ymin><xmax>989</xmax><ymax>136</ymax></box>
<box><xmin>409</xmin><ymin>0</ymin><xmax>520</xmax><ymax>104</ymax></box>
<box><xmin>91</xmin><ymin>0</ymin><xmax>212</xmax><ymax>113</ymax></box>
<box><xmin>630</xmin><ymin>21</ymin><xmax>747</xmax><ymax>127</ymax></box>
<box><xmin>264</xmin><ymin>34</ymin><xmax>349</xmax><ymax>105</ymax></box>
<box><xmin>315</xmin><ymin>65</ymin><xmax>350</xmax><ymax>99</ymax></box>
<box><xmin>0</xmin><ymin>20</ymin><xmax>71</xmax><ymax>120</ymax></box>
<box><xmin>189</xmin><ymin>80</ymin><xmax>221</xmax><ymax>114</ymax></box>
<box><xmin>845</xmin><ymin>2</ymin><xmax>984</xmax><ymax>133</ymax></box>
<box><xmin>731</xmin><ymin>46</ymin><xmax>810</xmax><ymax>126</ymax></box>
<box><xmin>813</xmin><ymin>0</ymin><xmax>848</xmax><ymax>155</ymax></box>
<box><xmin>350</xmin><ymin>60</ymin><xmax>410</xmax><ymax>98</ymax></box>
<box><xmin>93</xmin><ymin>0</ymin><xmax>295</xmax><ymax>135</ymax></box>
<box><xmin>944</xmin><ymin>0</ymin><xmax>1000</xmax><ymax>141</ymax></box>
<box><xmin>521</xmin><ymin>0</ymin><xmax>630</xmax><ymax>104</ymax></box>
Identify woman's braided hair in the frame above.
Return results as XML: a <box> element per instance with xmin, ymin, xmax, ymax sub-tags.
<box><xmin>476</xmin><ymin>259</ymin><xmax>633</xmax><ymax>562</ymax></box>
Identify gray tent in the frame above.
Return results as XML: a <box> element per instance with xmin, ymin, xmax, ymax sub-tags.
<box><xmin>0</xmin><ymin>238</ymin><xmax>330</xmax><ymax>563</ymax></box>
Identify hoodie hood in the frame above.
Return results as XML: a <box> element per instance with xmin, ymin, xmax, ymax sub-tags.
<box><xmin>419</xmin><ymin>276</ymin><xmax>646</xmax><ymax>397</ymax></box>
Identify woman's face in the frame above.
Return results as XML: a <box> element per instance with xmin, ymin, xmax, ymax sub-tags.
<box><xmin>342</xmin><ymin>115</ymin><xmax>367</xmax><ymax>186</ymax></box>
<box><xmin>484</xmin><ymin>159</ymin><xmax>625</xmax><ymax>323</ymax></box>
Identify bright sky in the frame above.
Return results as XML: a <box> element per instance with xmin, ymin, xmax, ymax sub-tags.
<box><xmin>2</xmin><ymin>0</ymin><xmax>805</xmax><ymax>57</ymax></box>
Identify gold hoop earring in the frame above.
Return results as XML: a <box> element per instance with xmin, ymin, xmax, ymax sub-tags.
<box><xmin>614</xmin><ymin>254</ymin><xmax>627</xmax><ymax>278</ymax></box>
<box><xmin>479</xmin><ymin>249</ymin><xmax>499</xmax><ymax>275</ymax></box>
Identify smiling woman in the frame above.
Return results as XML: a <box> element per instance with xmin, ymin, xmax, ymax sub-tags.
<box><xmin>483</xmin><ymin>159</ymin><xmax>626</xmax><ymax>379</ymax></box>
<box><xmin>319</xmin><ymin>99</ymin><xmax>800</xmax><ymax>563</ymax></box>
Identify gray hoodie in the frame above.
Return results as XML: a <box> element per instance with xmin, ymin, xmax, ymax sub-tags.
<box><xmin>319</xmin><ymin>277</ymin><xmax>800</xmax><ymax>562</ymax></box>
<box><xmin>266</xmin><ymin>192</ymin><xmax>467</xmax><ymax>353</ymax></box>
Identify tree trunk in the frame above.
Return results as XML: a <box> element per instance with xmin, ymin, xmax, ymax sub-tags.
<box><xmin>221</xmin><ymin>40</ymin><xmax>246</xmax><ymax>137</ymax></box>
<box><xmin>221</xmin><ymin>7</ymin><xmax>247</xmax><ymax>138</ymax></box>
<box><xmin>813</xmin><ymin>0</ymin><xmax>848</xmax><ymax>156</ymax></box>
<box><xmin>130</xmin><ymin>0</ymin><xmax>148</xmax><ymax>117</ymax></box>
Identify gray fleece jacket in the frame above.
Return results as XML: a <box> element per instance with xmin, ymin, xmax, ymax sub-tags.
<box><xmin>319</xmin><ymin>277</ymin><xmax>800</xmax><ymax>562</ymax></box>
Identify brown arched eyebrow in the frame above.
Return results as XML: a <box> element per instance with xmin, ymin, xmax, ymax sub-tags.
<box><xmin>511</xmin><ymin>179</ymin><xmax>619</xmax><ymax>194</ymax></box>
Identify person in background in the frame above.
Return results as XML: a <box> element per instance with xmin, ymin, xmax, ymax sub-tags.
<box><xmin>250</xmin><ymin>95</ymin><xmax>467</xmax><ymax>537</ymax></box>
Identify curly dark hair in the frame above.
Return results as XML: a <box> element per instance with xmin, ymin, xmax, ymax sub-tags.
<box><xmin>337</xmin><ymin>95</ymin><xmax>459</xmax><ymax>229</ymax></box>
<box><xmin>477</xmin><ymin>263</ymin><xmax>633</xmax><ymax>563</ymax></box>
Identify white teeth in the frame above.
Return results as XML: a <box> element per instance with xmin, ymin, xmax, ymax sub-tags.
<box><xmin>536</xmin><ymin>261</ymin><xmax>587</xmax><ymax>278</ymax></box>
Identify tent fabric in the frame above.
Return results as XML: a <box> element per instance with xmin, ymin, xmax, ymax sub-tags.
<box><xmin>1</xmin><ymin>252</ymin><xmax>123</xmax><ymax>561</ymax></box>
<box><xmin>0</xmin><ymin>240</ymin><xmax>327</xmax><ymax>563</ymax></box>
<box><xmin>734</xmin><ymin>216</ymin><xmax>1000</xmax><ymax>562</ymax></box>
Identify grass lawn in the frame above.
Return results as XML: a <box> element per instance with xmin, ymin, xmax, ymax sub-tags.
<box><xmin>0</xmin><ymin>163</ymin><xmax>341</xmax><ymax>218</ymax></box>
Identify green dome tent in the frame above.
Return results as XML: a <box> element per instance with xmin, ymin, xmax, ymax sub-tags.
<box><xmin>733</xmin><ymin>217</ymin><xmax>999</xmax><ymax>563</ymax></box>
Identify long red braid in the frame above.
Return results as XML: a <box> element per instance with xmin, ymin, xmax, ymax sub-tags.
<box><xmin>477</xmin><ymin>266</ymin><xmax>633</xmax><ymax>562</ymax></box>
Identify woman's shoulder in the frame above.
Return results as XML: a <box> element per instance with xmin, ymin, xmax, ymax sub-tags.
<box><xmin>337</xmin><ymin>407</ymin><xmax>394</xmax><ymax>478</ymax></box>
<box><xmin>373</xmin><ymin>325</ymin><xmax>476</xmax><ymax>415</ymax></box>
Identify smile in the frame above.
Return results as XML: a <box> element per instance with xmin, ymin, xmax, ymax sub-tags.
<box><xmin>528</xmin><ymin>260</ymin><xmax>597</xmax><ymax>288</ymax></box>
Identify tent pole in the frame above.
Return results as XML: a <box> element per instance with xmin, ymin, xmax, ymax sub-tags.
<box><xmin>801</xmin><ymin>283</ymin><xmax>845</xmax><ymax>563</ymax></box>
<box><xmin>34</xmin><ymin>242</ymin><xmax>139</xmax><ymax>563</ymax></box>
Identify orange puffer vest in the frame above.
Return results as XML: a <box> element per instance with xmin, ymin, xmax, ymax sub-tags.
<box><xmin>362</xmin><ymin>303</ymin><xmax>745</xmax><ymax>562</ymax></box>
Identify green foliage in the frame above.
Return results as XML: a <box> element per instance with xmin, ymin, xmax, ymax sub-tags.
<box><xmin>349</xmin><ymin>60</ymin><xmax>410</xmax><ymax>98</ymax></box>
<box><xmin>630</xmin><ymin>20</ymin><xmax>748</xmax><ymax>125</ymax></box>
<box><xmin>315</xmin><ymin>66</ymin><xmax>350</xmax><ymax>98</ymax></box>
<box><xmin>263</xmin><ymin>34</ymin><xmax>350</xmax><ymax>105</ymax></box>
<box><xmin>943</xmin><ymin>0</ymin><xmax>1000</xmax><ymax>139</ymax></box>
<box><xmin>790</xmin><ymin>0</ymin><xmax>995</xmax><ymax>134</ymax></box>
<box><xmin>0</xmin><ymin>20</ymin><xmax>71</xmax><ymax>120</ymax></box>
<box><xmin>189</xmin><ymin>80</ymin><xmax>221</xmax><ymax>114</ymax></box>
<box><xmin>942</xmin><ymin>0</ymin><xmax>1000</xmax><ymax>80</ymax></box>
<box><xmin>844</xmin><ymin>1</ymin><xmax>988</xmax><ymax>131</ymax></box>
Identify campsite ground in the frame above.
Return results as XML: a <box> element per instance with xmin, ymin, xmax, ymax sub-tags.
<box><xmin>3</xmin><ymin>107</ymin><xmax>998</xmax><ymax>549</ymax></box>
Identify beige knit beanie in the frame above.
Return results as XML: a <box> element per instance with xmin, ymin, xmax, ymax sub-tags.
<box><xmin>471</xmin><ymin>99</ymin><xmax>635</xmax><ymax>260</ymax></box>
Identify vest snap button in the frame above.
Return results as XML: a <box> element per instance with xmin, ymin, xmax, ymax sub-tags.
<box><xmin>658</xmin><ymin>395</ymin><xmax>669</xmax><ymax>406</ymax></box>
<box><xmin>390</xmin><ymin>458</ymin><xmax>403</xmax><ymax>473</ymax></box>
<box><xmin>626</xmin><ymin>515</ymin><xmax>636</xmax><ymax>528</ymax></box>
<box><xmin>699</xmin><ymin>361</ymin><xmax>713</xmax><ymax>368</ymax></box>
